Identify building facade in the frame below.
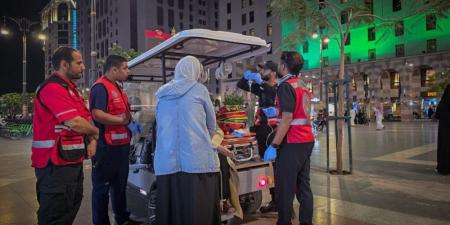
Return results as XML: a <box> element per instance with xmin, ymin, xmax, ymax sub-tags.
<box><xmin>41</xmin><ymin>0</ymin><xmax>78</xmax><ymax>78</ymax></box>
<box><xmin>75</xmin><ymin>0</ymin><xmax>219</xmax><ymax>88</ymax></box>
<box><xmin>283</xmin><ymin>0</ymin><xmax>450</xmax><ymax>120</ymax></box>
<box><xmin>216</xmin><ymin>0</ymin><xmax>282</xmax><ymax>97</ymax></box>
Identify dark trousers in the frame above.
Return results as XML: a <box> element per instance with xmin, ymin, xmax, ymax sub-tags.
<box><xmin>35</xmin><ymin>162</ymin><xmax>83</xmax><ymax>225</ymax></box>
<box><xmin>91</xmin><ymin>144</ymin><xmax>130</xmax><ymax>225</ymax></box>
<box><xmin>254</xmin><ymin>122</ymin><xmax>277</xmax><ymax>202</ymax></box>
<box><xmin>219</xmin><ymin>154</ymin><xmax>231</xmax><ymax>199</ymax></box>
<box><xmin>275</xmin><ymin>142</ymin><xmax>314</xmax><ymax>225</ymax></box>
<box><xmin>156</xmin><ymin>172</ymin><xmax>221</xmax><ymax>225</ymax></box>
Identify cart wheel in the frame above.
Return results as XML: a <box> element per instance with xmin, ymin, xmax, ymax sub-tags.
<box><xmin>240</xmin><ymin>191</ymin><xmax>262</xmax><ymax>214</ymax></box>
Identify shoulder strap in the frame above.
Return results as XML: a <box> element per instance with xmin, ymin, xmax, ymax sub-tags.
<box><xmin>35</xmin><ymin>76</ymin><xmax>70</xmax><ymax>111</ymax></box>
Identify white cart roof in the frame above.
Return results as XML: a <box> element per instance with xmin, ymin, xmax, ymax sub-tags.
<box><xmin>128</xmin><ymin>29</ymin><xmax>271</xmax><ymax>83</ymax></box>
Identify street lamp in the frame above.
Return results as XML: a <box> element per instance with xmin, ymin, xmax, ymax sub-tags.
<box><xmin>1</xmin><ymin>16</ymin><xmax>43</xmax><ymax>118</ymax></box>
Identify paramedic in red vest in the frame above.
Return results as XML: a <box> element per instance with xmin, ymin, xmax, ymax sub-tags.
<box><xmin>32</xmin><ymin>47</ymin><xmax>99</xmax><ymax>225</ymax></box>
<box><xmin>263</xmin><ymin>51</ymin><xmax>315</xmax><ymax>225</ymax></box>
<box><xmin>90</xmin><ymin>55</ymin><xmax>139</xmax><ymax>225</ymax></box>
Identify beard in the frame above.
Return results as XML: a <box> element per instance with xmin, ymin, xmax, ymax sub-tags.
<box><xmin>67</xmin><ymin>70</ymin><xmax>83</xmax><ymax>80</ymax></box>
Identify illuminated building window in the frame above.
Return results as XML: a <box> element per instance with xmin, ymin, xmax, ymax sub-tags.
<box><xmin>421</xmin><ymin>68</ymin><xmax>435</xmax><ymax>87</ymax></box>
<box><xmin>352</xmin><ymin>78</ymin><xmax>357</xmax><ymax>91</ymax></box>
<box><xmin>249</xmin><ymin>28</ymin><xmax>255</xmax><ymax>36</ymax></box>
<box><xmin>390</xmin><ymin>72</ymin><xmax>400</xmax><ymax>89</ymax></box>
<box><xmin>267</xmin><ymin>23</ymin><xmax>273</xmax><ymax>36</ymax></box>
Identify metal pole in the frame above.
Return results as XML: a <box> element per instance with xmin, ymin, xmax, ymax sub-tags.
<box><xmin>22</xmin><ymin>31</ymin><xmax>27</xmax><ymax>117</ymax></box>
<box><xmin>325</xmin><ymin>80</ymin><xmax>330</xmax><ymax>172</ymax></box>
<box><xmin>333</xmin><ymin>82</ymin><xmax>338</xmax><ymax>152</ymax></box>
<box><xmin>319</xmin><ymin>40</ymin><xmax>323</xmax><ymax>103</ymax></box>
<box><xmin>90</xmin><ymin>0</ymin><xmax>97</xmax><ymax>86</ymax></box>
<box><xmin>345</xmin><ymin>79</ymin><xmax>353</xmax><ymax>174</ymax></box>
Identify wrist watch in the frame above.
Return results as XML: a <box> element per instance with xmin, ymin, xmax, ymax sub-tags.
<box><xmin>271</xmin><ymin>143</ymin><xmax>280</xmax><ymax>149</ymax></box>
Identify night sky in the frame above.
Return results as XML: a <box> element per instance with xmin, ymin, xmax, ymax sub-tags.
<box><xmin>0</xmin><ymin>0</ymin><xmax>49</xmax><ymax>95</ymax></box>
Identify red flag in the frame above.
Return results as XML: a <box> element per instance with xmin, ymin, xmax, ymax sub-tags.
<box><xmin>145</xmin><ymin>29</ymin><xmax>172</xmax><ymax>40</ymax></box>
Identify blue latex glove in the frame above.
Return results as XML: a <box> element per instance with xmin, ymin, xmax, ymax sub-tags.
<box><xmin>231</xmin><ymin>131</ymin><xmax>244</xmax><ymax>138</ymax></box>
<box><xmin>243</xmin><ymin>70</ymin><xmax>254</xmax><ymax>80</ymax></box>
<box><xmin>263</xmin><ymin>145</ymin><xmax>277</xmax><ymax>161</ymax></box>
<box><xmin>262</xmin><ymin>107</ymin><xmax>278</xmax><ymax>118</ymax></box>
<box><xmin>243</xmin><ymin>71</ymin><xmax>263</xmax><ymax>84</ymax></box>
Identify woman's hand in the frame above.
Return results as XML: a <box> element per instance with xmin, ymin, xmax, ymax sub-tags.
<box><xmin>217</xmin><ymin>145</ymin><xmax>234</xmax><ymax>158</ymax></box>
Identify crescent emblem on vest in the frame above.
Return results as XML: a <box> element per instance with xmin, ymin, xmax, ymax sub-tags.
<box><xmin>112</xmin><ymin>91</ymin><xmax>118</xmax><ymax>97</ymax></box>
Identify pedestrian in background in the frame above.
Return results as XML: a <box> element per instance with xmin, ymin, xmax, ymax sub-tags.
<box><xmin>435</xmin><ymin>84</ymin><xmax>450</xmax><ymax>175</ymax></box>
<box><xmin>154</xmin><ymin>56</ymin><xmax>221</xmax><ymax>225</ymax></box>
<box><xmin>374</xmin><ymin>104</ymin><xmax>384</xmax><ymax>130</ymax></box>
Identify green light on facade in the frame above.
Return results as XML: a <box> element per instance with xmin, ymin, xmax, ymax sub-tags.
<box><xmin>282</xmin><ymin>9</ymin><xmax>450</xmax><ymax>70</ymax></box>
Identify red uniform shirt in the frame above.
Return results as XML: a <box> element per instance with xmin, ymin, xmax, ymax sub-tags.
<box><xmin>32</xmin><ymin>73</ymin><xmax>91</xmax><ymax>168</ymax></box>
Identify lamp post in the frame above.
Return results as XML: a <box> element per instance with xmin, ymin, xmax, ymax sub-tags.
<box><xmin>312</xmin><ymin>32</ymin><xmax>330</xmax><ymax>106</ymax></box>
<box><xmin>90</xmin><ymin>0</ymin><xmax>97</xmax><ymax>87</ymax></box>
<box><xmin>1</xmin><ymin>16</ymin><xmax>45</xmax><ymax>118</ymax></box>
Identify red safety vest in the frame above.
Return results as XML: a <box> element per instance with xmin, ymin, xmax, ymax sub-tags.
<box><xmin>92</xmin><ymin>75</ymin><xmax>131</xmax><ymax>146</ymax></box>
<box><xmin>32</xmin><ymin>74</ymin><xmax>89</xmax><ymax>168</ymax></box>
<box><xmin>275</xmin><ymin>76</ymin><xmax>315</xmax><ymax>143</ymax></box>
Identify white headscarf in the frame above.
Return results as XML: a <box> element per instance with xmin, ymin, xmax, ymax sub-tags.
<box><xmin>174</xmin><ymin>55</ymin><xmax>206</xmax><ymax>82</ymax></box>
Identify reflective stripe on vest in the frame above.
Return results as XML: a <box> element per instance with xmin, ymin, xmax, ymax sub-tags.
<box><xmin>290</xmin><ymin>118</ymin><xmax>311</xmax><ymax>125</ymax></box>
<box><xmin>61</xmin><ymin>143</ymin><xmax>86</xmax><ymax>151</ymax></box>
<box><xmin>32</xmin><ymin>140</ymin><xmax>55</xmax><ymax>148</ymax></box>
<box><xmin>54</xmin><ymin>125</ymin><xmax>71</xmax><ymax>133</ymax></box>
<box><xmin>111</xmin><ymin>133</ymin><xmax>128</xmax><ymax>140</ymax></box>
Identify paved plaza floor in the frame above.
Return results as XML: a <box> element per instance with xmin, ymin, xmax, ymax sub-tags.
<box><xmin>0</xmin><ymin>121</ymin><xmax>449</xmax><ymax>225</ymax></box>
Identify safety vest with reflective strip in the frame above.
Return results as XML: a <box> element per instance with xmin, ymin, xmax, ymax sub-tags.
<box><xmin>275</xmin><ymin>75</ymin><xmax>315</xmax><ymax>143</ymax></box>
<box><xmin>32</xmin><ymin>74</ymin><xmax>89</xmax><ymax>168</ymax></box>
<box><xmin>92</xmin><ymin>75</ymin><xmax>131</xmax><ymax>146</ymax></box>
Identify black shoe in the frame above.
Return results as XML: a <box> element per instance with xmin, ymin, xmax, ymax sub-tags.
<box><xmin>260</xmin><ymin>201</ymin><xmax>277</xmax><ymax>213</ymax></box>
